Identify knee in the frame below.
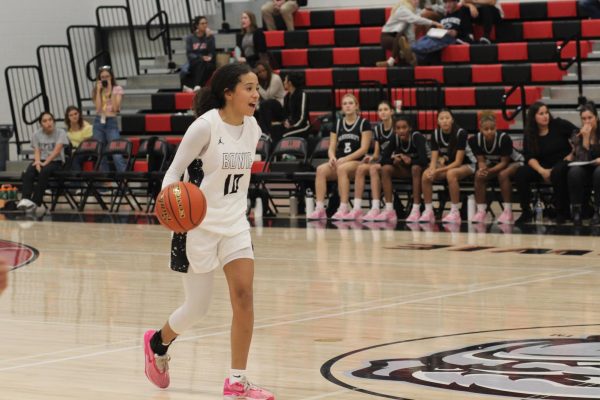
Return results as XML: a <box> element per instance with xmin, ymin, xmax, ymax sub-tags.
<box><xmin>369</xmin><ymin>165</ymin><xmax>381</xmax><ymax>177</ymax></box>
<box><xmin>231</xmin><ymin>287</ymin><xmax>254</xmax><ymax>313</ymax></box>
<box><xmin>411</xmin><ymin>165</ymin><xmax>422</xmax><ymax>177</ymax></box>
<box><xmin>446</xmin><ymin>171</ymin><xmax>457</xmax><ymax>183</ymax></box>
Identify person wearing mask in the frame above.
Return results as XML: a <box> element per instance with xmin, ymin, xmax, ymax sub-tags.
<box><xmin>261</xmin><ymin>0</ymin><xmax>299</xmax><ymax>31</ymax></box>
<box><xmin>514</xmin><ymin>102</ymin><xmax>576</xmax><ymax>224</ymax></box>
<box><xmin>181</xmin><ymin>16</ymin><xmax>216</xmax><ymax>92</ymax></box>
<box><xmin>235</xmin><ymin>11</ymin><xmax>268</xmax><ymax>68</ymax></box>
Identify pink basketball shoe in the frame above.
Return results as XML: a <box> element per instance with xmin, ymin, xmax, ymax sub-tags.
<box><xmin>374</xmin><ymin>209</ymin><xmax>397</xmax><ymax>222</ymax></box>
<box><xmin>307</xmin><ymin>208</ymin><xmax>327</xmax><ymax>220</ymax></box>
<box><xmin>344</xmin><ymin>208</ymin><xmax>364</xmax><ymax>220</ymax></box>
<box><xmin>143</xmin><ymin>330</ymin><xmax>170</xmax><ymax>389</ymax></box>
<box><xmin>223</xmin><ymin>378</ymin><xmax>275</xmax><ymax>400</ymax></box>
<box><xmin>418</xmin><ymin>209</ymin><xmax>435</xmax><ymax>224</ymax></box>
<box><xmin>442</xmin><ymin>210</ymin><xmax>461</xmax><ymax>224</ymax></box>
<box><xmin>362</xmin><ymin>208</ymin><xmax>381</xmax><ymax>221</ymax></box>
<box><xmin>496</xmin><ymin>208</ymin><xmax>514</xmax><ymax>224</ymax></box>
<box><xmin>405</xmin><ymin>208</ymin><xmax>421</xmax><ymax>223</ymax></box>
<box><xmin>331</xmin><ymin>207</ymin><xmax>350</xmax><ymax>220</ymax></box>
<box><xmin>471</xmin><ymin>210</ymin><xmax>487</xmax><ymax>223</ymax></box>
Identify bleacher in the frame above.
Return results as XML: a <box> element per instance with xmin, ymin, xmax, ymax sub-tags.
<box><xmin>2</xmin><ymin>0</ymin><xmax>599</xmax><ymax>215</ymax></box>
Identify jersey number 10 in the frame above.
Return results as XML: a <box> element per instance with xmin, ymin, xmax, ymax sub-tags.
<box><xmin>224</xmin><ymin>174</ymin><xmax>243</xmax><ymax>195</ymax></box>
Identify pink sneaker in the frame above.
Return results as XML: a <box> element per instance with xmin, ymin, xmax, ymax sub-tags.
<box><xmin>223</xmin><ymin>378</ymin><xmax>275</xmax><ymax>400</ymax></box>
<box><xmin>442</xmin><ymin>210</ymin><xmax>461</xmax><ymax>224</ymax></box>
<box><xmin>345</xmin><ymin>208</ymin><xmax>364</xmax><ymax>220</ymax></box>
<box><xmin>405</xmin><ymin>208</ymin><xmax>421</xmax><ymax>222</ymax></box>
<box><xmin>471</xmin><ymin>210</ymin><xmax>487</xmax><ymax>223</ymax></box>
<box><xmin>307</xmin><ymin>208</ymin><xmax>326</xmax><ymax>220</ymax></box>
<box><xmin>374</xmin><ymin>209</ymin><xmax>397</xmax><ymax>222</ymax></box>
<box><xmin>418</xmin><ymin>209</ymin><xmax>435</xmax><ymax>224</ymax></box>
<box><xmin>331</xmin><ymin>207</ymin><xmax>350</xmax><ymax>220</ymax></box>
<box><xmin>362</xmin><ymin>208</ymin><xmax>381</xmax><ymax>221</ymax></box>
<box><xmin>496</xmin><ymin>208</ymin><xmax>514</xmax><ymax>224</ymax></box>
<box><xmin>143</xmin><ymin>330</ymin><xmax>170</xmax><ymax>389</ymax></box>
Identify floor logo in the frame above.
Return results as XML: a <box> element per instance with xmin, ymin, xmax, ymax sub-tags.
<box><xmin>0</xmin><ymin>239</ymin><xmax>38</xmax><ymax>269</ymax></box>
<box><xmin>322</xmin><ymin>325</ymin><xmax>600</xmax><ymax>400</ymax></box>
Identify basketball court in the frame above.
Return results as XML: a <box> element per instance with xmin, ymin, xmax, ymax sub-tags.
<box><xmin>0</xmin><ymin>214</ymin><xmax>598</xmax><ymax>399</ymax></box>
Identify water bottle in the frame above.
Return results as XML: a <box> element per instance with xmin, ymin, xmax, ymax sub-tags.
<box><xmin>289</xmin><ymin>195</ymin><xmax>298</xmax><ymax>217</ymax></box>
<box><xmin>534</xmin><ymin>199</ymin><xmax>544</xmax><ymax>224</ymax></box>
<box><xmin>305</xmin><ymin>188</ymin><xmax>315</xmax><ymax>216</ymax></box>
<box><xmin>254</xmin><ymin>197</ymin><xmax>263</xmax><ymax>219</ymax></box>
<box><xmin>467</xmin><ymin>195</ymin><xmax>475</xmax><ymax>222</ymax></box>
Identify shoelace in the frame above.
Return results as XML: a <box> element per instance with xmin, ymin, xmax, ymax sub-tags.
<box><xmin>154</xmin><ymin>354</ymin><xmax>170</xmax><ymax>372</ymax></box>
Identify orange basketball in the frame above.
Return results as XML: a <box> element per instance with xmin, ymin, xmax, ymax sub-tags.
<box><xmin>155</xmin><ymin>182</ymin><xmax>207</xmax><ymax>233</ymax></box>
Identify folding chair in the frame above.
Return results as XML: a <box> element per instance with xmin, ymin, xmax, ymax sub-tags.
<box><xmin>146</xmin><ymin>139</ymin><xmax>174</xmax><ymax>213</ymax></box>
<box><xmin>111</xmin><ymin>138</ymin><xmax>153</xmax><ymax>212</ymax></box>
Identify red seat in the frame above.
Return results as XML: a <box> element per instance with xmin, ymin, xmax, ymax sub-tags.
<box><xmin>559</xmin><ymin>40</ymin><xmax>593</xmax><ymax>59</ymax></box>
<box><xmin>129</xmin><ymin>137</ymin><xmax>141</xmax><ymax>155</ymax></box>
<box><xmin>166</xmin><ymin>137</ymin><xmax>183</xmax><ymax>146</ymax></box>
<box><xmin>360</xmin><ymin>111</ymin><xmax>379</xmax><ymax>123</ymax></box>
<box><xmin>501</xmin><ymin>2</ymin><xmax>520</xmax><ymax>20</ymax></box>
<box><xmin>414</xmin><ymin>66</ymin><xmax>444</xmax><ymax>83</ymax></box>
<box><xmin>360</xmin><ymin>27</ymin><xmax>382</xmax><ymax>45</ymax></box>
<box><xmin>146</xmin><ymin>115</ymin><xmax>171</xmax><ymax>132</ymax></box>
<box><xmin>83</xmin><ymin>161</ymin><xmax>94</xmax><ymax>172</ymax></box>
<box><xmin>309</xmin><ymin>28</ymin><xmax>335</xmax><ymax>46</ymax></box>
<box><xmin>175</xmin><ymin>93</ymin><xmax>194</xmax><ymax>111</ymax></box>
<box><xmin>305</xmin><ymin>69</ymin><xmax>333</xmax><ymax>87</ymax></box>
<box><xmin>472</xmin><ymin>64</ymin><xmax>502</xmax><ymax>83</ymax></box>
<box><xmin>418</xmin><ymin>111</ymin><xmax>438</xmax><ymax>131</ymax></box>
<box><xmin>333</xmin><ymin>47</ymin><xmax>360</xmax><ymax>65</ymax></box>
<box><xmin>334</xmin><ymin>89</ymin><xmax>360</xmax><ymax>107</ymax></box>
<box><xmin>441</xmin><ymin>45</ymin><xmax>470</xmax><ymax>63</ymax></box>
<box><xmin>391</xmin><ymin>88</ymin><xmax>417</xmax><ymax>108</ymax></box>
<box><xmin>281</xmin><ymin>49</ymin><xmax>308</xmax><ymax>67</ymax></box>
<box><xmin>523</xmin><ymin>21</ymin><xmax>553</xmax><ymax>40</ymax></box>
<box><xmin>547</xmin><ymin>0</ymin><xmax>577</xmax><ymax>18</ymax></box>
<box><xmin>359</xmin><ymin>67</ymin><xmax>387</xmax><ymax>84</ymax></box>
<box><xmin>491</xmin><ymin>111</ymin><xmax>513</xmax><ymax>130</ymax></box>
<box><xmin>309</xmin><ymin>111</ymin><xmax>327</xmax><ymax>126</ymax></box>
<box><xmin>133</xmin><ymin>160</ymin><xmax>149</xmax><ymax>173</ymax></box>
<box><xmin>384</xmin><ymin>7</ymin><xmax>392</xmax><ymax>21</ymax></box>
<box><xmin>335</xmin><ymin>9</ymin><xmax>360</xmax><ymax>25</ymax></box>
<box><xmin>445</xmin><ymin>88</ymin><xmax>475</xmax><ymax>107</ymax></box>
<box><xmin>531</xmin><ymin>63</ymin><xmax>566</xmax><ymax>82</ymax></box>
<box><xmin>294</xmin><ymin>10</ymin><xmax>311</xmax><ymax>28</ymax></box>
<box><xmin>582</xmin><ymin>19</ymin><xmax>600</xmax><ymax>38</ymax></box>
<box><xmin>264</xmin><ymin>31</ymin><xmax>284</xmax><ymax>48</ymax></box>
<box><xmin>497</xmin><ymin>43</ymin><xmax>528</xmax><ymax>61</ymax></box>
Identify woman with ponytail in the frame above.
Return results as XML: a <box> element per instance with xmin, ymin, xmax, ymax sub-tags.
<box><xmin>142</xmin><ymin>63</ymin><xmax>274</xmax><ymax>400</ymax></box>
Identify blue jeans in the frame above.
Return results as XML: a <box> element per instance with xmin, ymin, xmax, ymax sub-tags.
<box><xmin>411</xmin><ymin>35</ymin><xmax>456</xmax><ymax>64</ymax></box>
<box><xmin>579</xmin><ymin>0</ymin><xmax>600</xmax><ymax>18</ymax></box>
<box><xmin>93</xmin><ymin>116</ymin><xmax>127</xmax><ymax>172</ymax></box>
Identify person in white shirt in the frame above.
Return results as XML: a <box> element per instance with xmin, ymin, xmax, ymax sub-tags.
<box><xmin>254</xmin><ymin>60</ymin><xmax>285</xmax><ymax>134</ymax></box>
<box><xmin>261</xmin><ymin>0</ymin><xmax>299</xmax><ymax>31</ymax></box>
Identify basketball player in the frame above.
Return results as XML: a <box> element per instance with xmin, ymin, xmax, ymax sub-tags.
<box><xmin>143</xmin><ymin>63</ymin><xmax>274</xmax><ymax>400</ymax></box>
<box><xmin>354</xmin><ymin>100</ymin><xmax>394</xmax><ymax>221</ymax></box>
<box><xmin>419</xmin><ymin>108</ymin><xmax>475</xmax><ymax>224</ymax></box>
<box><xmin>377</xmin><ymin>115</ymin><xmax>430</xmax><ymax>222</ymax></box>
<box><xmin>0</xmin><ymin>260</ymin><xmax>8</xmax><ymax>295</ymax></box>
<box><xmin>468</xmin><ymin>111</ymin><xmax>524</xmax><ymax>224</ymax></box>
<box><xmin>307</xmin><ymin>93</ymin><xmax>372</xmax><ymax>220</ymax></box>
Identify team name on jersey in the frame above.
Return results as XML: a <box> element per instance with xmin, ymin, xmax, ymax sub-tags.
<box><xmin>338</xmin><ymin>133</ymin><xmax>360</xmax><ymax>142</ymax></box>
<box><xmin>222</xmin><ymin>152</ymin><xmax>254</xmax><ymax>169</ymax></box>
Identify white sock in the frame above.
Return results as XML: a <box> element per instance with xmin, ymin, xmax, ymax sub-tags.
<box><xmin>371</xmin><ymin>199</ymin><xmax>381</xmax><ymax>210</ymax></box>
<box><xmin>385</xmin><ymin>202</ymin><xmax>394</xmax><ymax>211</ymax></box>
<box><xmin>339</xmin><ymin>202</ymin><xmax>349</xmax><ymax>211</ymax></box>
<box><xmin>425</xmin><ymin>203</ymin><xmax>433</xmax><ymax>212</ymax></box>
<box><xmin>477</xmin><ymin>204</ymin><xmax>486</xmax><ymax>213</ymax></box>
<box><xmin>503</xmin><ymin>203</ymin><xmax>512</xmax><ymax>211</ymax></box>
<box><xmin>353</xmin><ymin>198</ymin><xmax>362</xmax><ymax>211</ymax></box>
<box><xmin>451</xmin><ymin>203</ymin><xmax>460</xmax><ymax>213</ymax></box>
<box><xmin>230</xmin><ymin>369</ymin><xmax>246</xmax><ymax>384</ymax></box>
<box><xmin>316</xmin><ymin>201</ymin><xmax>325</xmax><ymax>210</ymax></box>
<box><xmin>412</xmin><ymin>203</ymin><xmax>420</xmax><ymax>212</ymax></box>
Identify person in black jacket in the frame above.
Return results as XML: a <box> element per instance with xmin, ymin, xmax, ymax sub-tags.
<box><xmin>273</xmin><ymin>71</ymin><xmax>310</xmax><ymax>144</ymax></box>
<box><xmin>235</xmin><ymin>11</ymin><xmax>268</xmax><ymax>68</ymax></box>
<box><xmin>566</xmin><ymin>102</ymin><xmax>600</xmax><ymax>225</ymax></box>
<box><xmin>514</xmin><ymin>102</ymin><xmax>577</xmax><ymax>224</ymax></box>
<box><xmin>181</xmin><ymin>16</ymin><xmax>216</xmax><ymax>92</ymax></box>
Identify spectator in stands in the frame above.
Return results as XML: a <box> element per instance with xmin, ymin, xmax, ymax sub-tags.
<box><xmin>567</xmin><ymin>102</ymin><xmax>600</xmax><ymax>225</ymax></box>
<box><xmin>462</xmin><ymin>0</ymin><xmax>503</xmax><ymax>44</ymax></box>
<box><xmin>254</xmin><ymin>61</ymin><xmax>285</xmax><ymax>135</ymax></box>
<box><xmin>377</xmin><ymin>0</ymin><xmax>443</xmax><ymax>67</ymax></box>
<box><xmin>419</xmin><ymin>108</ymin><xmax>475</xmax><ymax>224</ymax></box>
<box><xmin>278</xmin><ymin>71</ymin><xmax>310</xmax><ymax>143</ymax></box>
<box><xmin>514</xmin><ymin>102</ymin><xmax>576</xmax><ymax>224</ymax></box>
<box><xmin>64</xmin><ymin>105</ymin><xmax>92</xmax><ymax>171</ymax></box>
<box><xmin>181</xmin><ymin>16</ymin><xmax>216</xmax><ymax>93</ymax></box>
<box><xmin>579</xmin><ymin>0</ymin><xmax>600</xmax><ymax>19</ymax></box>
<box><xmin>261</xmin><ymin>0</ymin><xmax>299</xmax><ymax>32</ymax></box>
<box><xmin>378</xmin><ymin>114</ymin><xmax>430</xmax><ymax>222</ymax></box>
<box><xmin>353</xmin><ymin>101</ymin><xmax>395</xmax><ymax>221</ymax></box>
<box><xmin>235</xmin><ymin>11</ymin><xmax>268</xmax><ymax>68</ymax></box>
<box><xmin>468</xmin><ymin>111</ymin><xmax>524</xmax><ymax>224</ymax></box>
<box><xmin>17</xmin><ymin>112</ymin><xmax>69</xmax><ymax>213</ymax></box>
<box><xmin>307</xmin><ymin>94</ymin><xmax>372</xmax><ymax>220</ymax></box>
<box><xmin>91</xmin><ymin>66</ymin><xmax>127</xmax><ymax>173</ymax></box>
<box><xmin>416</xmin><ymin>0</ymin><xmax>446</xmax><ymax>38</ymax></box>
<box><xmin>411</xmin><ymin>0</ymin><xmax>476</xmax><ymax>65</ymax></box>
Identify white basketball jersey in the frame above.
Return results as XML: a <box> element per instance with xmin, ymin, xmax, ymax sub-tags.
<box><xmin>191</xmin><ymin>108</ymin><xmax>261</xmax><ymax>235</ymax></box>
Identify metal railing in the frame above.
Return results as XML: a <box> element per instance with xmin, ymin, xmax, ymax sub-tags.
<box><xmin>501</xmin><ymin>83</ymin><xmax>527</xmax><ymax>130</ymax></box>
<box><xmin>4</xmin><ymin>66</ymin><xmax>47</xmax><ymax>154</ymax></box>
<box><xmin>96</xmin><ymin>5</ymin><xmax>140</xmax><ymax>78</ymax></box>
<box><xmin>557</xmin><ymin>34</ymin><xmax>587</xmax><ymax>106</ymax></box>
<box><xmin>37</xmin><ymin>45</ymin><xmax>81</xmax><ymax>120</ymax></box>
<box><xmin>67</xmin><ymin>25</ymin><xmax>104</xmax><ymax>102</ymax></box>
